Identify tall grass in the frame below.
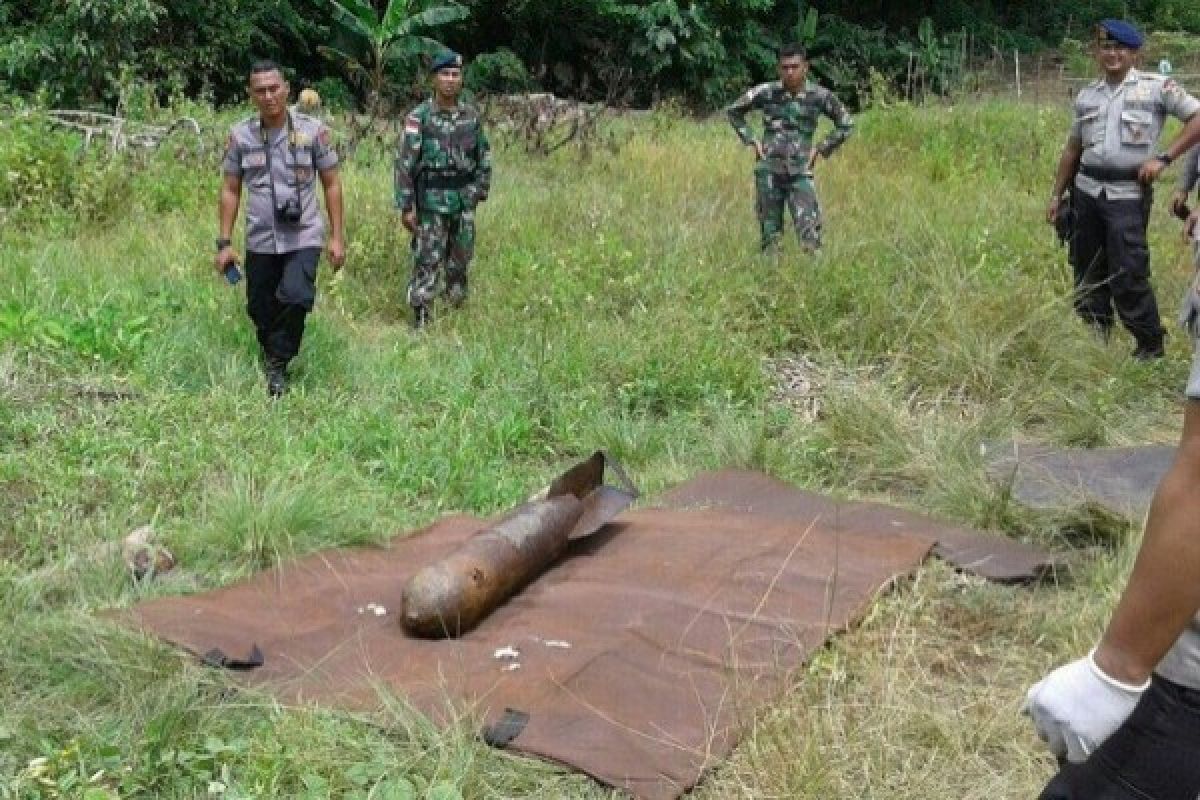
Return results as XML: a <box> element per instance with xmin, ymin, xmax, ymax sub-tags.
<box><xmin>0</xmin><ymin>99</ymin><xmax>1191</xmax><ymax>796</ymax></box>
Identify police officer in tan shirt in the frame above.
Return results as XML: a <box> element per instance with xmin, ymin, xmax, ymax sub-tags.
<box><xmin>215</xmin><ymin>61</ymin><xmax>345</xmax><ymax>397</ymax></box>
<box><xmin>1047</xmin><ymin>19</ymin><xmax>1200</xmax><ymax>360</ymax></box>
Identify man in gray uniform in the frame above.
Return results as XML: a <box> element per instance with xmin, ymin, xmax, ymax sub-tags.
<box><xmin>215</xmin><ymin>60</ymin><xmax>345</xmax><ymax>397</ymax></box>
<box><xmin>1047</xmin><ymin>19</ymin><xmax>1200</xmax><ymax>360</ymax></box>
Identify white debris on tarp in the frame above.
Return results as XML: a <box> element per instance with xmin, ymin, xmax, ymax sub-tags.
<box><xmin>543</xmin><ymin>639</ymin><xmax>571</xmax><ymax>649</ymax></box>
<box><xmin>502</xmin><ymin>663</ymin><xmax>522</xmax><ymax>672</ymax></box>
<box><xmin>358</xmin><ymin>602</ymin><xmax>388</xmax><ymax>616</ymax></box>
<box><xmin>493</xmin><ymin>646</ymin><xmax>520</xmax><ymax>660</ymax></box>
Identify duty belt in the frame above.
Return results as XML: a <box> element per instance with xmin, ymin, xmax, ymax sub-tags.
<box><xmin>421</xmin><ymin>171</ymin><xmax>472</xmax><ymax>190</ymax></box>
<box><xmin>1079</xmin><ymin>164</ymin><xmax>1141</xmax><ymax>182</ymax></box>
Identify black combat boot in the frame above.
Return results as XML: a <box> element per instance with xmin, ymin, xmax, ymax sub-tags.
<box><xmin>1132</xmin><ymin>340</ymin><xmax>1165</xmax><ymax>361</ymax></box>
<box><xmin>412</xmin><ymin>304</ymin><xmax>431</xmax><ymax>330</ymax></box>
<box><xmin>265</xmin><ymin>357</ymin><xmax>288</xmax><ymax>397</ymax></box>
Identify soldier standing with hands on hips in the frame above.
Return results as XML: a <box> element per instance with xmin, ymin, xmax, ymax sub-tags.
<box><xmin>215</xmin><ymin>60</ymin><xmax>345</xmax><ymax>397</ymax></box>
<box><xmin>395</xmin><ymin>50</ymin><xmax>492</xmax><ymax>330</ymax></box>
<box><xmin>726</xmin><ymin>42</ymin><xmax>853</xmax><ymax>254</ymax></box>
<box><xmin>1046</xmin><ymin>20</ymin><xmax>1200</xmax><ymax>360</ymax></box>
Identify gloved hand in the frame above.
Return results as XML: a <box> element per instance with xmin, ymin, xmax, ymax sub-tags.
<box><xmin>1022</xmin><ymin>649</ymin><xmax>1149</xmax><ymax>763</ymax></box>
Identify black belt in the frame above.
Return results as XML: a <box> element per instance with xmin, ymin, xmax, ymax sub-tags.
<box><xmin>1079</xmin><ymin>164</ymin><xmax>1140</xmax><ymax>182</ymax></box>
<box><xmin>421</xmin><ymin>172</ymin><xmax>471</xmax><ymax>190</ymax></box>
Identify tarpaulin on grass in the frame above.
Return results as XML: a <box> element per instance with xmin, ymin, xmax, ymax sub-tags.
<box><xmin>983</xmin><ymin>442</ymin><xmax>1174</xmax><ymax>521</ymax></box>
<box><xmin>122</xmin><ymin>469</ymin><xmax>1055</xmax><ymax>799</ymax></box>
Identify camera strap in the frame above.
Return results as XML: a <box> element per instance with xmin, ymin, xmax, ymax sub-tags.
<box><xmin>260</xmin><ymin>111</ymin><xmax>303</xmax><ymax>221</ymax></box>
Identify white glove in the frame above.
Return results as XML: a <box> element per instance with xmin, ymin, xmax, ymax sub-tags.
<box><xmin>1022</xmin><ymin>649</ymin><xmax>1149</xmax><ymax>763</ymax></box>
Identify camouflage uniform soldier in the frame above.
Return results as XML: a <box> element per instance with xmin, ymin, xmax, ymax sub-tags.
<box><xmin>395</xmin><ymin>50</ymin><xmax>492</xmax><ymax>328</ymax></box>
<box><xmin>727</xmin><ymin>42</ymin><xmax>853</xmax><ymax>252</ymax></box>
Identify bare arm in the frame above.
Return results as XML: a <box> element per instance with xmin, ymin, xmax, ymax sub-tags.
<box><xmin>319</xmin><ymin>167</ymin><xmax>345</xmax><ymax>270</ymax></box>
<box><xmin>1047</xmin><ymin>137</ymin><xmax>1082</xmax><ymax>224</ymax></box>
<box><xmin>1051</xmin><ymin>137</ymin><xmax>1082</xmax><ymax>199</ymax></box>
<box><xmin>1139</xmin><ymin>110</ymin><xmax>1200</xmax><ymax>184</ymax></box>
<box><xmin>1164</xmin><ymin>110</ymin><xmax>1200</xmax><ymax>164</ymax></box>
<box><xmin>215</xmin><ymin>173</ymin><xmax>241</xmax><ymax>273</ymax></box>
<box><xmin>1095</xmin><ymin>404</ymin><xmax>1200</xmax><ymax>684</ymax></box>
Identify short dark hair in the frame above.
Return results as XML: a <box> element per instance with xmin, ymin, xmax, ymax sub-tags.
<box><xmin>248</xmin><ymin>60</ymin><xmax>283</xmax><ymax>81</ymax></box>
<box><xmin>779</xmin><ymin>43</ymin><xmax>807</xmax><ymax>61</ymax></box>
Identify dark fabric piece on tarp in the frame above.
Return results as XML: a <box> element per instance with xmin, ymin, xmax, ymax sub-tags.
<box><xmin>983</xmin><ymin>442</ymin><xmax>1174</xmax><ymax>520</ymax></box>
<box><xmin>122</xmin><ymin>512</ymin><xmax>933</xmax><ymax>798</ymax></box>
<box><xmin>656</xmin><ymin>469</ymin><xmax>1060</xmax><ymax>583</ymax></box>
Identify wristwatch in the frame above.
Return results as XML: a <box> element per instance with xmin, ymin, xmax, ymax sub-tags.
<box><xmin>1155</xmin><ymin>151</ymin><xmax>1174</xmax><ymax>165</ymax></box>
<box><xmin>215</xmin><ymin>237</ymin><xmax>232</xmax><ymax>251</ymax></box>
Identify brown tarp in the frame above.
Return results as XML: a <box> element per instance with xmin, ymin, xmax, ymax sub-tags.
<box><xmin>121</xmin><ymin>470</ymin><xmax>1054</xmax><ymax>799</ymax></box>
<box><xmin>982</xmin><ymin>442</ymin><xmax>1175</xmax><ymax>521</ymax></box>
<box><xmin>657</xmin><ymin>469</ymin><xmax>1061</xmax><ymax>583</ymax></box>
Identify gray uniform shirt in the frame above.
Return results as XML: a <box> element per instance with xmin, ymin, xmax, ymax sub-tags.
<box><xmin>1070</xmin><ymin>69</ymin><xmax>1200</xmax><ymax>200</ymax></box>
<box><xmin>222</xmin><ymin>112</ymin><xmax>338</xmax><ymax>254</ymax></box>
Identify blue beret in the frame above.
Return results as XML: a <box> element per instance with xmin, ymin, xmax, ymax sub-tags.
<box><xmin>430</xmin><ymin>50</ymin><xmax>462</xmax><ymax>73</ymax></box>
<box><xmin>1098</xmin><ymin>19</ymin><xmax>1144</xmax><ymax>49</ymax></box>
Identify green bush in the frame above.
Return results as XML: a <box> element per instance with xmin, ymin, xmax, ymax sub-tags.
<box><xmin>0</xmin><ymin>109</ymin><xmax>87</xmax><ymax>224</ymax></box>
<box><xmin>465</xmin><ymin>48</ymin><xmax>536</xmax><ymax>95</ymax></box>
<box><xmin>311</xmin><ymin>76</ymin><xmax>357</xmax><ymax>112</ymax></box>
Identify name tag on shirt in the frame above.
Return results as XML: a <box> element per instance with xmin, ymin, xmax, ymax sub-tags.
<box><xmin>241</xmin><ymin>152</ymin><xmax>267</xmax><ymax>169</ymax></box>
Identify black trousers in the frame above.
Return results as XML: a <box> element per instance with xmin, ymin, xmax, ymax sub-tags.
<box><xmin>1039</xmin><ymin>675</ymin><xmax>1200</xmax><ymax>800</ymax></box>
<box><xmin>245</xmin><ymin>248</ymin><xmax>321</xmax><ymax>363</ymax></box>
<box><xmin>1069</xmin><ymin>189</ymin><xmax>1164</xmax><ymax>347</ymax></box>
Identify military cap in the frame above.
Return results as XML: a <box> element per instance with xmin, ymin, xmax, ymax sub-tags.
<box><xmin>431</xmin><ymin>50</ymin><xmax>463</xmax><ymax>73</ymax></box>
<box><xmin>1097</xmin><ymin>19</ymin><xmax>1144</xmax><ymax>50</ymax></box>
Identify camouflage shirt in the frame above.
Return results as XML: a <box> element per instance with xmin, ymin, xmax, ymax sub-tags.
<box><xmin>727</xmin><ymin>79</ymin><xmax>854</xmax><ymax>176</ymax></box>
<box><xmin>395</xmin><ymin>98</ymin><xmax>492</xmax><ymax>215</ymax></box>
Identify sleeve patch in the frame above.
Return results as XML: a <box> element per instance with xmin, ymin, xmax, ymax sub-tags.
<box><xmin>404</xmin><ymin>115</ymin><xmax>421</xmax><ymax>135</ymax></box>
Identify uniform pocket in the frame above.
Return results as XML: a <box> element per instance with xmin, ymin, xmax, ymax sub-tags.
<box><xmin>1077</xmin><ymin>107</ymin><xmax>1101</xmax><ymax>145</ymax></box>
<box><xmin>1120</xmin><ymin>109</ymin><xmax>1154</xmax><ymax>147</ymax></box>
<box><xmin>287</xmin><ymin>150</ymin><xmax>316</xmax><ymax>187</ymax></box>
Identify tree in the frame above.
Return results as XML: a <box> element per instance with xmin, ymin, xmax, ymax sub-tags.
<box><xmin>321</xmin><ymin>0</ymin><xmax>469</xmax><ymax>116</ymax></box>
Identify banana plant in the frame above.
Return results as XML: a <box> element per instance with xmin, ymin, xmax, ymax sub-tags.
<box><xmin>320</xmin><ymin>0</ymin><xmax>469</xmax><ymax>116</ymax></box>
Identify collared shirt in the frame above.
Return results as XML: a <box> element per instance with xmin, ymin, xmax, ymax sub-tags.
<box><xmin>726</xmin><ymin>79</ymin><xmax>854</xmax><ymax>176</ymax></box>
<box><xmin>1071</xmin><ymin>69</ymin><xmax>1200</xmax><ymax>200</ymax></box>
<box><xmin>222</xmin><ymin>112</ymin><xmax>338</xmax><ymax>254</ymax></box>
<box><xmin>394</xmin><ymin>98</ymin><xmax>492</xmax><ymax>215</ymax></box>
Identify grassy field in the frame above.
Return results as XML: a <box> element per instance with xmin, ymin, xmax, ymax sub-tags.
<box><xmin>1</xmin><ymin>98</ymin><xmax>1194</xmax><ymax>798</ymax></box>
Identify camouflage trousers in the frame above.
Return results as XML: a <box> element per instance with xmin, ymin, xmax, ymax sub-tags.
<box><xmin>755</xmin><ymin>167</ymin><xmax>821</xmax><ymax>252</ymax></box>
<box><xmin>407</xmin><ymin>208</ymin><xmax>475</xmax><ymax>309</ymax></box>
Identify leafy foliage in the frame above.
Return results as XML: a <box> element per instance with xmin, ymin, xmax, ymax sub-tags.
<box><xmin>6</xmin><ymin>1</ymin><xmax>1200</xmax><ymax>110</ymax></box>
<box><xmin>320</xmin><ymin>0</ymin><xmax>469</xmax><ymax>116</ymax></box>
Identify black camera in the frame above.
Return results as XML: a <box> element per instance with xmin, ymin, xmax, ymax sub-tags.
<box><xmin>275</xmin><ymin>196</ymin><xmax>303</xmax><ymax>224</ymax></box>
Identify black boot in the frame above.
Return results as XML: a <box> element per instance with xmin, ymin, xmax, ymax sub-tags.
<box><xmin>265</xmin><ymin>357</ymin><xmax>288</xmax><ymax>397</ymax></box>
<box><xmin>1132</xmin><ymin>341</ymin><xmax>1165</xmax><ymax>361</ymax></box>
<box><xmin>412</xmin><ymin>304</ymin><xmax>431</xmax><ymax>330</ymax></box>
<box><xmin>1132</xmin><ymin>332</ymin><xmax>1165</xmax><ymax>361</ymax></box>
